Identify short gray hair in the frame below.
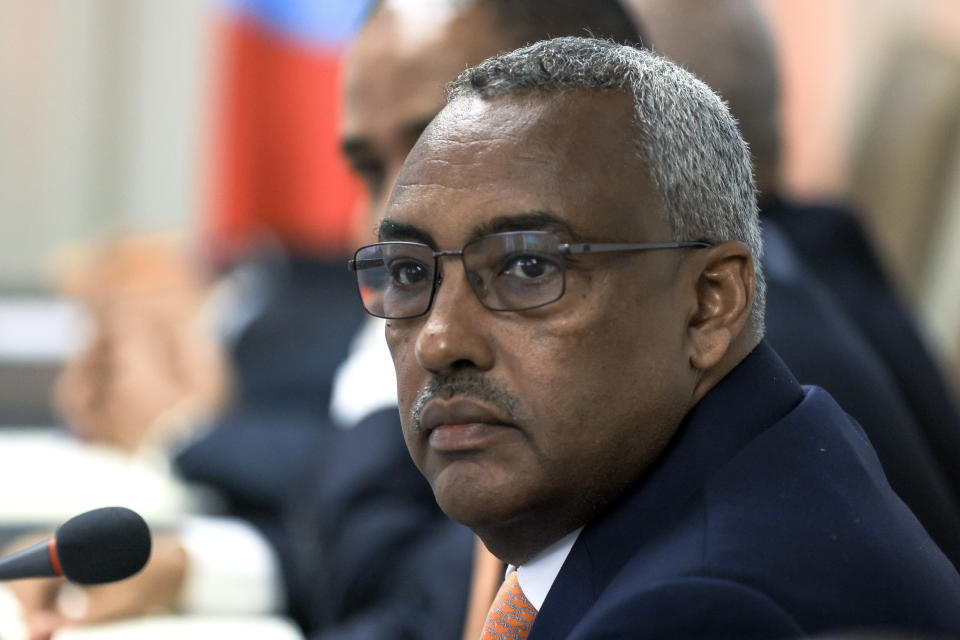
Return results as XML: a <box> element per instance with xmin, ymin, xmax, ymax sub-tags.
<box><xmin>447</xmin><ymin>36</ymin><xmax>766</xmax><ymax>333</ymax></box>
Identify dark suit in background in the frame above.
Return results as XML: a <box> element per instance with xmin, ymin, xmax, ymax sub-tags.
<box><xmin>530</xmin><ymin>343</ymin><xmax>960</xmax><ymax>639</ymax></box>
<box><xmin>175</xmin><ymin>254</ymin><xmax>366</xmax><ymax>547</ymax></box>
<box><xmin>175</xmin><ymin>255</ymin><xmax>472</xmax><ymax>637</ymax></box>
<box><xmin>284</xmin><ymin>408</ymin><xmax>474</xmax><ymax>640</ymax></box>
<box><xmin>764</xmin><ymin>197</ymin><xmax>960</xmax><ymax>499</ymax></box>
<box><xmin>758</xmin><ymin>219</ymin><xmax>960</xmax><ymax>565</ymax></box>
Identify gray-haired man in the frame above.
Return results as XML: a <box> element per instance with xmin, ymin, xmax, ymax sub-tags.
<box><xmin>350</xmin><ymin>37</ymin><xmax>960</xmax><ymax>638</ymax></box>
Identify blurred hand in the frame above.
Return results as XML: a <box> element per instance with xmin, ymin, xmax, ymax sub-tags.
<box><xmin>54</xmin><ymin>289</ymin><xmax>229</xmax><ymax>455</ymax></box>
<box><xmin>6</xmin><ymin>576</ymin><xmax>61</xmax><ymax>640</ymax></box>
<box><xmin>7</xmin><ymin>535</ymin><xmax>188</xmax><ymax>640</ymax></box>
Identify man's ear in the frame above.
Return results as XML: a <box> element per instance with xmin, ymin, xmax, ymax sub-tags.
<box><xmin>685</xmin><ymin>241</ymin><xmax>755</xmax><ymax>371</ymax></box>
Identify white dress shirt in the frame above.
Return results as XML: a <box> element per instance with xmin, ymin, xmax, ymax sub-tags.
<box><xmin>513</xmin><ymin>527</ymin><xmax>583</xmax><ymax>610</ymax></box>
<box><xmin>329</xmin><ymin>318</ymin><xmax>398</xmax><ymax>427</ymax></box>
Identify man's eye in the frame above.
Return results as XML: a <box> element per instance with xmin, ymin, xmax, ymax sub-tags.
<box><xmin>501</xmin><ymin>255</ymin><xmax>558</xmax><ymax>280</ymax></box>
<box><xmin>388</xmin><ymin>260</ymin><xmax>430</xmax><ymax>286</ymax></box>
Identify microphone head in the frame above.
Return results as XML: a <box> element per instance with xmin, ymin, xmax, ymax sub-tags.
<box><xmin>55</xmin><ymin>507</ymin><xmax>152</xmax><ymax>585</ymax></box>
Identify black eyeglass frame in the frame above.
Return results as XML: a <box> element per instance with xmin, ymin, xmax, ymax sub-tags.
<box><xmin>347</xmin><ymin>230</ymin><xmax>713</xmax><ymax>319</ymax></box>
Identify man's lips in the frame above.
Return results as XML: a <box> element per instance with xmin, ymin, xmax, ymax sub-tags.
<box><xmin>419</xmin><ymin>398</ymin><xmax>516</xmax><ymax>451</ymax></box>
<box><xmin>420</xmin><ymin>397</ymin><xmax>514</xmax><ymax>432</ymax></box>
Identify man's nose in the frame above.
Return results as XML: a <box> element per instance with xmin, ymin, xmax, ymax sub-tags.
<box><xmin>413</xmin><ymin>260</ymin><xmax>495</xmax><ymax>375</ymax></box>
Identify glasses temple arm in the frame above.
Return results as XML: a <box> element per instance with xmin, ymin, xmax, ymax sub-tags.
<box><xmin>559</xmin><ymin>241</ymin><xmax>713</xmax><ymax>255</ymax></box>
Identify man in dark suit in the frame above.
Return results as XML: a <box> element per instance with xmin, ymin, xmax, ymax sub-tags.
<box><xmin>351</xmin><ymin>37</ymin><xmax>960</xmax><ymax>637</ymax></box>
<box><xmin>344</xmin><ymin>0</ymin><xmax>960</xmax><ymax>571</ymax></box>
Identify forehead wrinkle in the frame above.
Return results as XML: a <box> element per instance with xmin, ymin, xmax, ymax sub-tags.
<box><xmin>390</xmin><ymin>157</ymin><xmax>482</xmax><ymax>193</ymax></box>
<box><xmin>389</xmin><ymin>179</ymin><xmax>467</xmax><ymax>197</ymax></box>
<box><xmin>406</xmin><ymin>136</ymin><xmax>521</xmax><ymax>168</ymax></box>
<box><xmin>395</xmin><ymin>134</ymin><xmax>555</xmax><ymax>193</ymax></box>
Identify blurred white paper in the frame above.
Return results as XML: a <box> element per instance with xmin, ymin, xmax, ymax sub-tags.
<box><xmin>53</xmin><ymin>615</ymin><xmax>304</xmax><ymax>640</ymax></box>
<box><xmin>0</xmin><ymin>429</ymin><xmax>195</xmax><ymax>526</ymax></box>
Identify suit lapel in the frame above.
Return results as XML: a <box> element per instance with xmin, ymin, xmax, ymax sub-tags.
<box><xmin>529</xmin><ymin>342</ymin><xmax>804</xmax><ymax>636</ymax></box>
<box><xmin>528</xmin><ymin>541</ymin><xmax>596</xmax><ymax>639</ymax></box>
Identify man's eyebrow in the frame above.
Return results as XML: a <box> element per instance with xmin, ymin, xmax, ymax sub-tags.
<box><xmin>340</xmin><ymin>136</ymin><xmax>369</xmax><ymax>158</ymax></box>
<box><xmin>379</xmin><ymin>219</ymin><xmax>435</xmax><ymax>246</ymax></box>
<box><xmin>471</xmin><ymin>211</ymin><xmax>578</xmax><ymax>240</ymax></box>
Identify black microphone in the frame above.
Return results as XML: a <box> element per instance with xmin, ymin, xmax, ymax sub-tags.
<box><xmin>0</xmin><ymin>507</ymin><xmax>151</xmax><ymax>584</ymax></box>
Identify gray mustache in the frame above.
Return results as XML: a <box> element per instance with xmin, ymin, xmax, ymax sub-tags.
<box><xmin>410</xmin><ymin>372</ymin><xmax>523</xmax><ymax>431</ymax></box>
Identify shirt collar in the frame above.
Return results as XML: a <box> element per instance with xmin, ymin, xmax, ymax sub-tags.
<box><xmin>511</xmin><ymin>527</ymin><xmax>583</xmax><ymax>611</ymax></box>
<box><xmin>329</xmin><ymin>317</ymin><xmax>398</xmax><ymax>427</ymax></box>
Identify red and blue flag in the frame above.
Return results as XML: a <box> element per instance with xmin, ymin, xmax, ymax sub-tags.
<box><xmin>205</xmin><ymin>0</ymin><xmax>373</xmax><ymax>262</ymax></box>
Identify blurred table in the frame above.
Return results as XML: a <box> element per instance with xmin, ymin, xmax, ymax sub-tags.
<box><xmin>0</xmin><ymin>586</ymin><xmax>303</xmax><ymax>640</ymax></box>
<box><xmin>0</xmin><ymin>430</ymin><xmax>304</xmax><ymax>639</ymax></box>
<box><xmin>0</xmin><ymin>428</ymin><xmax>199</xmax><ymax>547</ymax></box>
<box><xmin>54</xmin><ymin>616</ymin><xmax>304</xmax><ymax>640</ymax></box>
<box><xmin>0</xmin><ymin>296</ymin><xmax>81</xmax><ymax>426</ymax></box>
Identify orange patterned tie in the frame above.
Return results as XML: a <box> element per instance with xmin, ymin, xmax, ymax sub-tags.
<box><xmin>480</xmin><ymin>569</ymin><xmax>538</xmax><ymax>639</ymax></box>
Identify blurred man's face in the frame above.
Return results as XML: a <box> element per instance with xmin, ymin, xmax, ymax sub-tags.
<box><xmin>382</xmin><ymin>91</ymin><xmax>698</xmax><ymax>562</ymax></box>
<box><xmin>341</xmin><ymin>4</ymin><xmax>512</xmax><ymax>228</ymax></box>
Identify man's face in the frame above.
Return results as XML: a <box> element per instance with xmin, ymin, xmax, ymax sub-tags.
<box><xmin>341</xmin><ymin>3</ymin><xmax>511</xmax><ymax>227</ymax></box>
<box><xmin>383</xmin><ymin>91</ymin><xmax>700</xmax><ymax>560</ymax></box>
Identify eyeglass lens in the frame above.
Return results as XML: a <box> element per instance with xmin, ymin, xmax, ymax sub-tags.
<box><xmin>352</xmin><ymin>232</ymin><xmax>567</xmax><ymax>319</ymax></box>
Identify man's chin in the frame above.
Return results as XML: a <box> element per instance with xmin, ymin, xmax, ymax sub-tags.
<box><xmin>428</xmin><ymin>460</ymin><xmax>527</xmax><ymax>528</ymax></box>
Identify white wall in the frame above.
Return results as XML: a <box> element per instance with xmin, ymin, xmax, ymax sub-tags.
<box><xmin>0</xmin><ymin>0</ymin><xmax>214</xmax><ymax>290</ymax></box>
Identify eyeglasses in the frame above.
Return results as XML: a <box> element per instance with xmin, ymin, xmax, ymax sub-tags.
<box><xmin>348</xmin><ymin>230</ymin><xmax>712</xmax><ymax>319</ymax></box>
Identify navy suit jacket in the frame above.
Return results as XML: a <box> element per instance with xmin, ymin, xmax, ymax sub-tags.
<box><xmin>759</xmin><ymin>219</ymin><xmax>960</xmax><ymax>565</ymax></box>
<box><xmin>763</xmin><ymin>197</ymin><xmax>960</xmax><ymax>501</ymax></box>
<box><xmin>529</xmin><ymin>343</ymin><xmax>960</xmax><ymax>639</ymax></box>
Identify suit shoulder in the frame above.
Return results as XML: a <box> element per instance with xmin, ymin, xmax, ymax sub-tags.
<box><xmin>698</xmin><ymin>388</ymin><xmax>960</xmax><ymax>633</ymax></box>
<box><xmin>569</xmin><ymin>574</ymin><xmax>801</xmax><ymax>639</ymax></box>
